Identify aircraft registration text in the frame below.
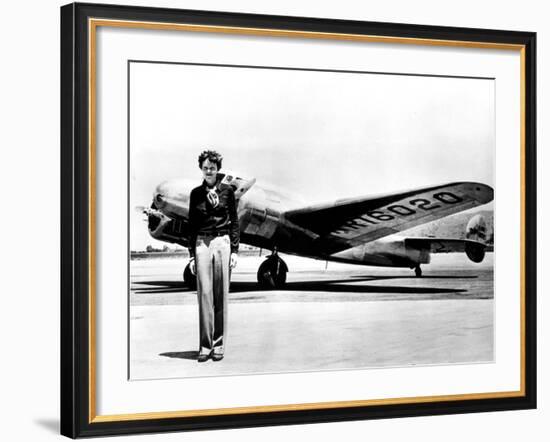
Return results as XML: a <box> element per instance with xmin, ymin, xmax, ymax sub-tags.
<box><xmin>333</xmin><ymin>191</ymin><xmax>463</xmax><ymax>235</ymax></box>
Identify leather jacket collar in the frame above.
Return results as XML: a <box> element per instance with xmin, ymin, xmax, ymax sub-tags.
<box><xmin>202</xmin><ymin>174</ymin><xmax>221</xmax><ymax>191</ymax></box>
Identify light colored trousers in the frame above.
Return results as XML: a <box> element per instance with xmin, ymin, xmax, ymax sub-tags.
<box><xmin>195</xmin><ymin>234</ymin><xmax>231</xmax><ymax>354</ymax></box>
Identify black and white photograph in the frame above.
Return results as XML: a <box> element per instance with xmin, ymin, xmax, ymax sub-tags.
<box><xmin>1</xmin><ymin>0</ymin><xmax>545</xmax><ymax>439</ymax></box>
<box><xmin>129</xmin><ymin>60</ymin><xmax>495</xmax><ymax>380</ymax></box>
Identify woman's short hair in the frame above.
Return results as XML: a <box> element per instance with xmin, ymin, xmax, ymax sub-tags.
<box><xmin>198</xmin><ymin>150</ymin><xmax>223</xmax><ymax>170</ymax></box>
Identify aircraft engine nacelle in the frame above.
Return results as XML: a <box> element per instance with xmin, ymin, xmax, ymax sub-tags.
<box><xmin>465</xmin><ymin>242</ymin><xmax>486</xmax><ymax>263</ymax></box>
<box><xmin>464</xmin><ymin>214</ymin><xmax>488</xmax><ymax>263</ymax></box>
<box><xmin>466</xmin><ymin>214</ymin><xmax>487</xmax><ymax>242</ymax></box>
<box><xmin>347</xmin><ymin>238</ymin><xmax>431</xmax><ymax>267</ymax></box>
<box><xmin>143</xmin><ymin>206</ymin><xmax>190</xmax><ymax>247</ymax></box>
<box><xmin>402</xmin><ymin>240</ymin><xmax>431</xmax><ymax>264</ymax></box>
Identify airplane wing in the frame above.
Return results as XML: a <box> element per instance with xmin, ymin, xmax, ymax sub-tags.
<box><xmin>404</xmin><ymin>237</ymin><xmax>487</xmax><ymax>254</ymax></box>
<box><xmin>283</xmin><ymin>182</ymin><xmax>493</xmax><ymax>247</ymax></box>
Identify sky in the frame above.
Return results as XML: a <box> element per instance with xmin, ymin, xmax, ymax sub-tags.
<box><xmin>129</xmin><ymin>61</ymin><xmax>494</xmax><ymax>250</ymax></box>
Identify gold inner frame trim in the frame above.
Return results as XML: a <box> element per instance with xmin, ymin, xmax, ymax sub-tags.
<box><xmin>519</xmin><ymin>47</ymin><xmax>526</xmax><ymax>395</ymax></box>
<box><xmin>88</xmin><ymin>18</ymin><xmax>97</xmax><ymax>423</ymax></box>
<box><xmin>90</xmin><ymin>18</ymin><xmax>525</xmax><ymax>50</ymax></box>
<box><xmin>88</xmin><ymin>18</ymin><xmax>527</xmax><ymax>423</ymax></box>
<box><xmin>91</xmin><ymin>391</ymin><xmax>524</xmax><ymax>423</ymax></box>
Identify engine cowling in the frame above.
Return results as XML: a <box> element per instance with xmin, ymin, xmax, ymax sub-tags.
<box><xmin>466</xmin><ymin>214</ymin><xmax>487</xmax><ymax>242</ymax></box>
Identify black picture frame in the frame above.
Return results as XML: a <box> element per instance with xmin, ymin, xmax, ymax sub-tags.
<box><xmin>61</xmin><ymin>2</ymin><xmax>536</xmax><ymax>438</ymax></box>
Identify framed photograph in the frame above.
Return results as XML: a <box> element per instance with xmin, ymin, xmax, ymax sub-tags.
<box><xmin>60</xmin><ymin>2</ymin><xmax>536</xmax><ymax>438</ymax></box>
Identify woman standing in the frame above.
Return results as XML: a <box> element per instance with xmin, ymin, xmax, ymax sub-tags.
<box><xmin>188</xmin><ymin>150</ymin><xmax>239</xmax><ymax>362</ymax></box>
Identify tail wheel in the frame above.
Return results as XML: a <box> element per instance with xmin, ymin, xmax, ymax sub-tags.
<box><xmin>414</xmin><ymin>265</ymin><xmax>422</xmax><ymax>278</ymax></box>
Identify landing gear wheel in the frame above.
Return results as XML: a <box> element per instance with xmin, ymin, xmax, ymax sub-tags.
<box><xmin>414</xmin><ymin>265</ymin><xmax>422</xmax><ymax>278</ymax></box>
<box><xmin>257</xmin><ymin>255</ymin><xmax>288</xmax><ymax>289</ymax></box>
<box><xmin>183</xmin><ymin>262</ymin><xmax>197</xmax><ymax>289</ymax></box>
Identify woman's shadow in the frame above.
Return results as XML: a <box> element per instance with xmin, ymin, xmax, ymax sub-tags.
<box><xmin>159</xmin><ymin>350</ymin><xmax>199</xmax><ymax>360</ymax></box>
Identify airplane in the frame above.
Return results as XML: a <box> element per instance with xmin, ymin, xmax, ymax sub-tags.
<box><xmin>141</xmin><ymin>172</ymin><xmax>493</xmax><ymax>289</ymax></box>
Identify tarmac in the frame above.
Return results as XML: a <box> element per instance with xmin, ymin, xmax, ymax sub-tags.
<box><xmin>129</xmin><ymin>253</ymin><xmax>494</xmax><ymax>380</ymax></box>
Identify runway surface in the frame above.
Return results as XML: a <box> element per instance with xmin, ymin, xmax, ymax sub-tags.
<box><xmin>129</xmin><ymin>253</ymin><xmax>494</xmax><ymax>380</ymax></box>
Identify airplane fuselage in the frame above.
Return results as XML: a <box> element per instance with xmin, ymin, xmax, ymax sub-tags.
<box><xmin>148</xmin><ymin>177</ymin><xmax>434</xmax><ymax>268</ymax></box>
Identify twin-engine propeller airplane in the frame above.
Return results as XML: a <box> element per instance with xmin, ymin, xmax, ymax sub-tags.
<box><xmin>141</xmin><ymin>172</ymin><xmax>493</xmax><ymax>289</ymax></box>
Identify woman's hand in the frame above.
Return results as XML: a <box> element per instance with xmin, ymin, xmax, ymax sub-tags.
<box><xmin>230</xmin><ymin>253</ymin><xmax>238</xmax><ymax>269</ymax></box>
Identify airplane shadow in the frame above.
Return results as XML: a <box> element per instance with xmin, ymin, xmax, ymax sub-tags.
<box><xmin>348</xmin><ymin>275</ymin><xmax>478</xmax><ymax>280</ymax></box>
<box><xmin>133</xmin><ymin>275</ymin><xmax>470</xmax><ymax>295</ymax></box>
<box><xmin>159</xmin><ymin>350</ymin><xmax>199</xmax><ymax>360</ymax></box>
<box><xmin>230</xmin><ymin>280</ymin><xmax>467</xmax><ymax>295</ymax></box>
<box><xmin>132</xmin><ymin>277</ymin><xmax>395</xmax><ymax>294</ymax></box>
<box><xmin>132</xmin><ymin>281</ymin><xmax>187</xmax><ymax>294</ymax></box>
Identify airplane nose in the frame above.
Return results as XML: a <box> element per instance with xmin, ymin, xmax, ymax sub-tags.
<box><xmin>153</xmin><ymin>190</ymin><xmax>166</xmax><ymax>209</ymax></box>
<box><xmin>152</xmin><ymin>180</ymin><xmax>175</xmax><ymax>210</ymax></box>
<box><xmin>151</xmin><ymin>179</ymin><xmax>194</xmax><ymax>214</ymax></box>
